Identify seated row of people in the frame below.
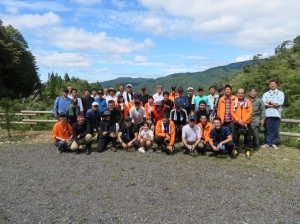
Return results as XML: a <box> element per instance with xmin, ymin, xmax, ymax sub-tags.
<box><xmin>51</xmin><ymin>109</ymin><xmax>235</xmax><ymax>161</ymax></box>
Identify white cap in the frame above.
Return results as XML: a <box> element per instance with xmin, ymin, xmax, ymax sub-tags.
<box><xmin>187</xmin><ymin>87</ymin><xmax>194</xmax><ymax>91</ymax></box>
<box><xmin>127</xmin><ymin>84</ymin><xmax>132</xmax><ymax>87</ymax></box>
<box><xmin>92</xmin><ymin>102</ymin><xmax>99</xmax><ymax>106</ymax></box>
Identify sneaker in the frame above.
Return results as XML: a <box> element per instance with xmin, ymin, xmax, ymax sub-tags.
<box><xmin>112</xmin><ymin>146</ymin><xmax>117</xmax><ymax>152</ymax></box>
<box><xmin>246</xmin><ymin>151</ymin><xmax>251</xmax><ymax>159</ymax></box>
<box><xmin>138</xmin><ymin>147</ymin><xmax>146</xmax><ymax>153</ymax></box>
<box><xmin>86</xmin><ymin>148</ymin><xmax>91</xmax><ymax>155</ymax></box>
<box><xmin>261</xmin><ymin>144</ymin><xmax>269</xmax><ymax>148</ymax></box>
<box><xmin>272</xmin><ymin>144</ymin><xmax>278</xmax><ymax>149</ymax></box>
<box><xmin>57</xmin><ymin>148</ymin><xmax>63</xmax><ymax>153</ymax></box>
<box><xmin>233</xmin><ymin>149</ymin><xmax>238</xmax><ymax>157</ymax></box>
<box><xmin>226</xmin><ymin>154</ymin><xmax>232</xmax><ymax>161</ymax></box>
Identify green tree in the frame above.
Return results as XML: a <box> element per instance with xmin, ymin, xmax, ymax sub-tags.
<box><xmin>0</xmin><ymin>20</ymin><xmax>40</xmax><ymax>98</ymax></box>
<box><xmin>0</xmin><ymin>98</ymin><xmax>18</xmax><ymax>137</ymax></box>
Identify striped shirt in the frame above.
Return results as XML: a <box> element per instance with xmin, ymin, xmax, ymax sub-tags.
<box><xmin>224</xmin><ymin>96</ymin><xmax>233</xmax><ymax>122</ymax></box>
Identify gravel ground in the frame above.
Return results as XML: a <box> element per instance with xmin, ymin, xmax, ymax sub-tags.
<box><xmin>0</xmin><ymin>140</ymin><xmax>299</xmax><ymax>224</ymax></box>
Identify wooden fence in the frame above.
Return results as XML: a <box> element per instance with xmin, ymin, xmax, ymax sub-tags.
<box><xmin>0</xmin><ymin>110</ymin><xmax>300</xmax><ymax>137</ymax></box>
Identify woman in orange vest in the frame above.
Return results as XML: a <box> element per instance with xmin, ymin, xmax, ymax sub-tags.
<box><xmin>150</xmin><ymin>101</ymin><xmax>164</xmax><ymax>130</ymax></box>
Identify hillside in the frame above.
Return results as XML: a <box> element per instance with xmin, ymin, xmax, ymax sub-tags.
<box><xmin>100</xmin><ymin>60</ymin><xmax>254</xmax><ymax>94</ymax></box>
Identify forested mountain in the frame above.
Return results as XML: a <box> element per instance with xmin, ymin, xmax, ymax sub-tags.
<box><xmin>100</xmin><ymin>60</ymin><xmax>254</xmax><ymax>94</ymax></box>
<box><xmin>0</xmin><ymin>20</ymin><xmax>40</xmax><ymax>98</ymax></box>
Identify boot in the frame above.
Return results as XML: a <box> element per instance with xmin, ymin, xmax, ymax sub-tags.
<box><xmin>86</xmin><ymin>141</ymin><xmax>92</xmax><ymax>155</ymax></box>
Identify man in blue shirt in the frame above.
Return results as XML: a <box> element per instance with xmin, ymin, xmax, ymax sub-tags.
<box><xmin>175</xmin><ymin>87</ymin><xmax>189</xmax><ymax>112</ymax></box>
<box><xmin>53</xmin><ymin>88</ymin><xmax>72</xmax><ymax>118</ymax></box>
<box><xmin>261</xmin><ymin>80</ymin><xmax>285</xmax><ymax>149</ymax></box>
<box><xmin>94</xmin><ymin>90</ymin><xmax>107</xmax><ymax>113</ymax></box>
<box><xmin>206</xmin><ymin>117</ymin><xmax>234</xmax><ymax>161</ymax></box>
<box><xmin>86</xmin><ymin>102</ymin><xmax>102</xmax><ymax>135</ymax></box>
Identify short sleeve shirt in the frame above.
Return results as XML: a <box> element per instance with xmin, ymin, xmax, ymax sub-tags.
<box><xmin>182</xmin><ymin>124</ymin><xmax>201</xmax><ymax>142</ymax></box>
<box><xmin>120</xmin><ymin>123</ymin><xmax>138</xmax><ymax>140</ymax></box>
<box><xmin>210</xmin><ymin>126</ymin><xmax>231</xmax><ymax>143</ymax></box>
<box><xmin>140</xmin><ymin>130</ymin><xmax>154</xmax><ymax>138</ymax></box>
<box><xmin>129</xmin><ymin>106</ymin><xmax>146</xmax><ymax>124</ymax></box>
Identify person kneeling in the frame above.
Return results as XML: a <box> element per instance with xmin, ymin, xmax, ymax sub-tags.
<box><xmin>154</xmin><ymin>113</ymin><xmax>175</xmax><ymax>155</ymax></box>
<box><xmin>138</xmin><ymin>123</ymin><xmax>154</xmax><ymax>153</ymax></box>
<box><xmin>97</xmin><ymin>110</ymin><xmax>117</xmax><ymax>152</ymax></box>
<box><xmin>181</xmin><ymin>115</ymin><xmax>201</xmax><ymax>155</ymax></box>
<box><xmin>70</xmin><ymin>113</ymin><xmax>93</xmax><ymax>155</ymax></box>
<box><xmin>51</xmin><ymin>112</ymin><xmax>73</xmax><ymax>153</ymax></box>
<box><xmin>117</xmin><ymin>116</ymin><xmax>139</xmax><ymax>151</ymax></box>
<box><xmin>206</xmin><ymin>117</ymin><xmax>234</xmax><ymax>161</ymax></box>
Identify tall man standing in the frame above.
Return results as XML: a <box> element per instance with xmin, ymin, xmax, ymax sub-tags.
<box><xmin>208</xmin><ymin>86</ymin><xmax>218</xmax><ymax>115</ymax></box>
<box><xmin>217</xmin><ymin>84</ymin><xmax>236</xmax><ymax>136</ymax></box>
<box><xmin>53</xmin><ymin>88</ymin><xmax>71</xmax><ymax>118</ymax></box>
<box><xmin>82</xmin><ymin>89</ymin><xmax>94</xmax><ymax>117</ymax></box>
<box><xmin>231</xmin><ymin>88</ymin><xmax>252</xmax><ymax>159</ymax></box>
<box><xmin>248</xmin><ymin>88</ymin><xmax>265</xmax><ymax>150</ymax></box>
<box><xmin>261</xmin><ymin>80</ymin><xmax>285</xmax><ymax>149</ymax></box>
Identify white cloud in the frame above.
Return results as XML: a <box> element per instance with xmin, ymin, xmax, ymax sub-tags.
<box><xmin>111</xmin><ymin>0</ymin><xmax>128</xmax><ymax>9</ymax></box>
<box><xmin>169</xmin><ymin>54</ymin><xmax>206</xmax><ymax>60</ymax></box>
<box><xmin>6</xmin><ymin>6</ymin><xmax>18</xmax><ymax>14</ymax></box>
<box><xmin>38</xmin><ymin>27</ymin><xmax>155</xmax><ymax>54</ymax></box>
<box><xmin>70</xmin><ymin>0</ymin><xmax>101</xmax><ymax>6</ymax></box>
<box><xmin>36</xmin><ymin>53</ymin><xmax>95</xmax><ymax>68</ymax></box>
<box><xmin>134</xmin><ymin>55</ymin><xmax>147</xmax><ymax>63</ymax></box>
<box><xmin>0</xmin><ymin>0</ymin><xmax>71</xmax><ymax>11</ymax></box>
<box><xmin>1</xmin><ymin>12</ymin><xmax>60</xmax><ymax>29</ymax></box>
<box><xmin>91</xmin><ymin>69</ymin><xmax>110</xmax><ymax>74</ymax></box>
<box><xmin>236</xmin><ymin>55</ymin><xmax>252</xmax><ymax>62</ymax></box>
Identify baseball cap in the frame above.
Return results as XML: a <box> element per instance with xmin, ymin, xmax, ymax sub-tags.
<box><xmin>177</xmin><ymin>87</ymin><xmax>183</xmax><ymax>92</ymax></box>
<box><xmin>59</xmin><ymin>112</ymin><xmax>66</xmax><ymax>117</ymax></box>
<box><xmin>98</xmin><ymin>90</ymin><xmax>103</xmax><ymax>94</ymax></box>
<box><xmin>171</xmin><ymin>86</ymin><xmax>176</xmax><ymax>90</ymax></box>
<box><xmin>174</xmin><ymin>98</ymin><xmax>183</xmax><ymax>107</ymax></box>
<box><xmin>127</xmin><ymin>84</ymin><xmax>132</xmax><ymax>87</ymax></box>
<box><xmin>189</xmin><ymin>115</ymin><xmax>197</xmax><ymax>121</ymax></box>
<box><xmin>141</xmin><ymin>86</ymin><xmax>146</xmax><ymax>90</ymax></box>
<box><xmin>155</xmin><ymin>101</ymin><xmax>162</xmax><ymax>106</ymax></box>
<box><xmin>218</xmin><ymin>86</ymin><xmax>225</xmax><ymax>92</ymax></box>
<box><xmin>92</xmin><ymin>102</ymin><xmax>99</xmax><ymax>106</ymax></box>
<box><xmin>124</xmin><ymin>116</ymin><xmax>132</xmax><ymax>122</ymax></box>
<box><xmin>71</xmin><ymin>98</ymin><xmax>78</xmax><ymax>104</ymax></box>
<box><xmin>199</xmin><ymin>100</ymin><xmax>206</xmax><ymax>105</ymax></box>
<box><xmin>134</xmin><ymin>99</ymin><xmax>140</xmax><ymax>104</ymax></box>
<box><xmin>187</xmin><ymin>87</ymin><xmax>194</xmax><ymax>91</ymax></box>
<box><xmin>198</xmin><ymin>87</ymin><xmax>204</xmax><ymax>91</ymax></box>
<box><xmin>102</xmin><ymin>110</ymin><xmax>111</xmax><ymax>116</ymax></box>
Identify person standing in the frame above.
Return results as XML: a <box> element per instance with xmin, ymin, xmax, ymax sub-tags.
<box><xmin>51</xmin><ymin>112</ymin><xmax>73</xmax><ymax>153</ymax></box>
<box><xmin>175</xmin><ymin>87</ymin><xmax>189</xmax><ymax>112</ymax></box>
<box><xmin>94</xmin><ymin>90</ymin><xmax>108</xmax><ymax>113</ymax></box>
<box><xmin>193</xmin><ymin>87</ymin><xmax>210</xmax><ymax>108</ymax></box>
<box><xmin>116</xmin><ymin>84</ymin><xmax>125</xmax><ymax>97</ymax></box>
<box><xmin>161</xmin><ymin>91</ymin><xmax>174</xmax><ymax>115</ymax></box>
<box><xmin>186</xmin><ymin>87</ymin><xmax>195</xmax><ymax>115</ymax></box>
<box><xmin>231</xmin><ymin>88</ymin><xmax>253</xmax><ymax>159</ymax></box>
<box><xmin>124</xmin><ymin>84</ymin><xmax>134</xmax><ymax>105</ymax></box>
<box><xmin>169</xmin><ymin>86</ymin><xmax>179</xmax><ymax>103</ymax></box>
<box><xmin>53</xmin><ymin>88</ymin><xmax>71</xmax><ymax>118</ymax></box>
<box><xmin>129</xmin><ymin>99</ymin><xmax>146</xmax><ymax>130</ymax></box>
<box><xmin>70</xmin><ymin>113</ymin><xmax>92</xmax><ymax>155</ymax></box>
<box><xmin>208</xmin><ymin>86</ymin><xmax>218</xmax><ymax>115</ymax></box>
<box><xmin>138</xmin><ymin>86</ymin><xmax>149</xmax><ymax>106</ymax></box>
<box><xmin>170</xmin><ymin>99</ymin><xmax>188</xmax><ymax>141</ymax></box>
<box><xmin>217</xmin><ymin>84</ymin><xmax>236</xmax><ymax>135</ymax></box>
<box><xmin>106</xmin><ymin>87</ymin><xmax>117</xmax><ymax>104</ymax></box>
<box><xmin>153</xmin><ymin>85</ymin><xmax>164</xmax><ymax>103</ymax></box>
<box><xmin>144</xmin><ymin>96</ymin><xmax>155</xmax><ymax>124</ymax></box>
<box><xmin>65</xmin><ymin>98</ymin><xmax>80</xmax><ymax>126</ymax></box>
<box><xmin>86</xmin><ymin>102</ymin><xmax>102</xmax><ymax>135</ymax></box>
<box><xmin>70</xmin><ymin>88</ymin><xmax>83</xmax><ymax>112</ymax></box>
<box><xmin>82</xmin><ymin>89</ymin><xmax>95</xmax><ymax>117</ymax></box>
<box><xmin>91</xmin><ymin>88</ymin><xmax>98</xmax><ymax>98</ymax></box>
<box><xmin>261</xmin><ymin>80</ymin><xmax>285</xmax><ymax>149</ymax></box>
<box><xmin>211</xmin><ymin>86</ymin><xmax>225</xmax><ymax>121</ymax></box>
<box><xmin>103</xmin><ymin>88</ymin><xmax>109</xmax><ymax>99</ymax></box>
<box><xmin>248</xmin><ymin>88</ymin><xmax>265</xmax><ymax>150</ymax></box>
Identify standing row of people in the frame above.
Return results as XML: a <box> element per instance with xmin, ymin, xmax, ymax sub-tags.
<box><xmin>52</xmin><ymin>80</ymin><xmax>285</xmax><ymax>159</ymax></box>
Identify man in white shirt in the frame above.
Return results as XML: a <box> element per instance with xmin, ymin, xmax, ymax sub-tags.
<box><xmin>70</xmin><ymin>88</ymin><xmax>83</xmax><ymax>112</ymax></box>
<box><xmin>208</xmin><ymin>86</ymin><xmax>218</xmax><ymax>113</ymax></box>
<box><xmin>181</xmin><ymin>115</ymin><xmax>202</xmax><ymax>155</ymax></box>
<box><xmin>129</xmin><ymin>99</ymin><xmax>146</xmax><ymax>130</ymax></box>
<box><xmin>106</xmin><ymin>87</ymin><xmax>117</xmax><ymax>104</ymax></box>
<box><xmin>153</xmin><ymin>85</ymin><xmax>164</xmax><ymax>103</ymax></box>
<box><xmin>103</xmin><ymin>88</ymin><xmax>109</xmax><ymax>99</ymax></box>
<box><xmin>123</xmin><ymin>84</ymin><xmax>134</xmax><ymax>105</ymax></box>
<box><xmin>116</xmin><ymin>84</ymin><xmax>126</xmax><ymax>97</ymax></box>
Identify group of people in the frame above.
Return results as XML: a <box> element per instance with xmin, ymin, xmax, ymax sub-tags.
<box><xmin>51</xmin><ymin>80</ymin><xmax>285</xmax><ymax>161</ymax></box>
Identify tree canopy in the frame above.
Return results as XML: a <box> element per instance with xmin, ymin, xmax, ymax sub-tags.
<box><xmin>0</xmin><ymin>20</ymin><xmax>40</xmax><ymax>98</ymax></box>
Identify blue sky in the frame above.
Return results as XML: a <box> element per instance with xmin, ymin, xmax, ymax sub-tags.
<box><xmin>1</xmin><ymin>0</ymin><xmax>300</xmax><ymax>83</ymax></box>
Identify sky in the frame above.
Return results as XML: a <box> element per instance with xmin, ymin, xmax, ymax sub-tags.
<box><xmin>1</xmin><ymin>0</ymin><xmax>300</xmax><ymax>83</ymax></box>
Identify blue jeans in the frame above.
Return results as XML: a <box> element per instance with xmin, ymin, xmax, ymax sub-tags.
<box><xmin>265</xmin><ymin>117</ymin><xmax>280</xmax><ymax>145</ymax></box>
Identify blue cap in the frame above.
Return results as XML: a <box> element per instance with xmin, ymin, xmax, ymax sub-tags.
<box><xmin>188</xmin><ymin>115</ymin><xmax>197</xmax><ymax>121</ymax></box>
